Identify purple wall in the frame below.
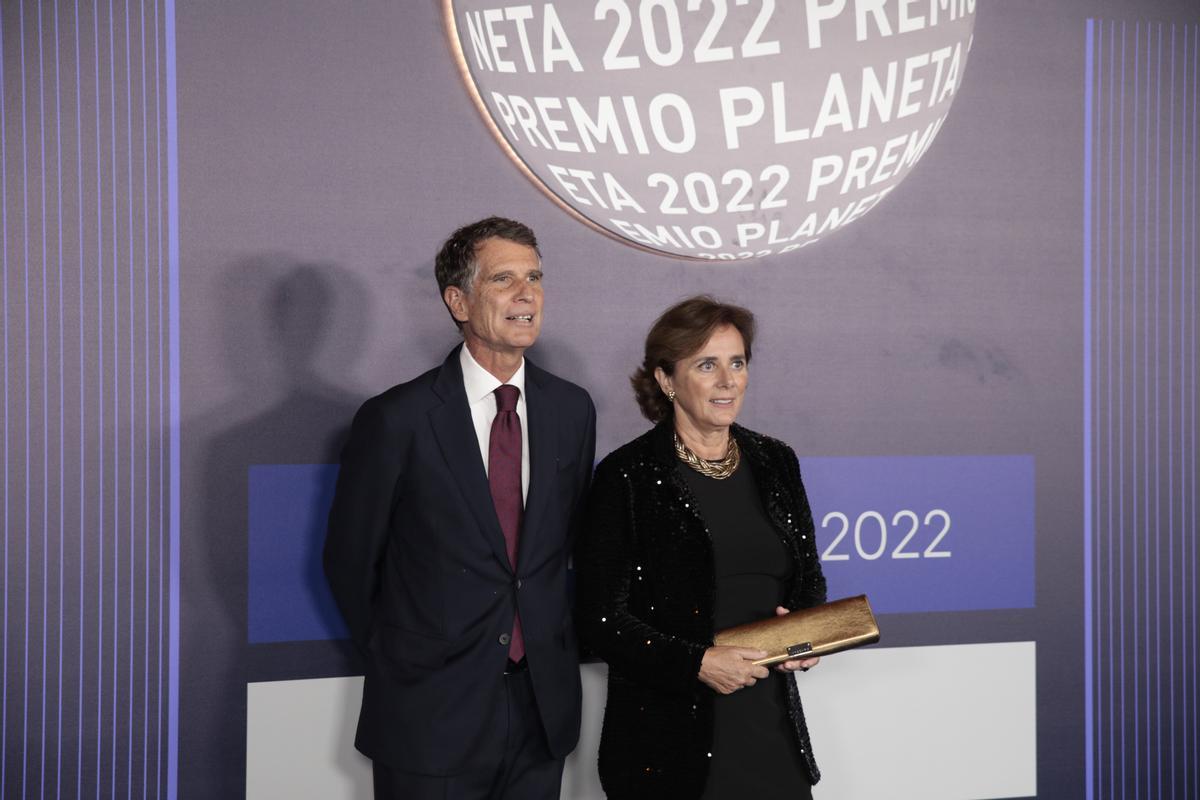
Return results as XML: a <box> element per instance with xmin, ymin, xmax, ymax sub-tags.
<box><xmin>2</xmin><ymin>1</ymin><xmax>1198</xmax><ymax>797</ymax></box>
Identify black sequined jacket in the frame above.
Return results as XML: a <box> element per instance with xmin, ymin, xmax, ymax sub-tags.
<box><xmin>575</xmin><ymin>421</ymin><xmax>827</xmax><ymax>799</ymax></box>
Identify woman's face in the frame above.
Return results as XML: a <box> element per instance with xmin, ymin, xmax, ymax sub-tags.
<box><xmin>656</xmin><ymin>324</ymin><xmax>748</xmax><ymax>438</ymax></box>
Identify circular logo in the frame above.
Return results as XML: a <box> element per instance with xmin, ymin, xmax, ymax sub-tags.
<box><xmin>445</xmin><ymin>1</ymin><xmax>975</xmax><ymax>260</ymax></box>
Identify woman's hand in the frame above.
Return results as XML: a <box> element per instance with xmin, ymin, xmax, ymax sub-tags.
<box><xmin>772</xmin><ymin>606</ymin><xmax>821</xmax><ymax>673</ymax></box>
<box><xmin>698</xmin><ymin>646</ymin><xmax>770</xmax><ymax>694</ymax></box>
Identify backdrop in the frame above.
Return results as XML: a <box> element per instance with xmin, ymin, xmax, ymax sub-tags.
<box><xmin>2</xmin><ymin>1</ymin><xmax>1198</xmax><ymax>798</ymax></box>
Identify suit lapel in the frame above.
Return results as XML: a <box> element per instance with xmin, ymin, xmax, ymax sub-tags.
<box><xmin>428</xmin><ymin>347</ymin><xmax>513</xmax><ymax>572</ymax></box>
<box><xmin>518</xmin><ymin>362</ymin><xmax>556</xmax><ymax>565</ymax></box>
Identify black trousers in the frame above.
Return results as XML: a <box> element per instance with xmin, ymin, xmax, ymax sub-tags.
<box><xmin>371</xmin><ymin>668</ymin><xmax>565</xmax><ymax>800</ymax></box>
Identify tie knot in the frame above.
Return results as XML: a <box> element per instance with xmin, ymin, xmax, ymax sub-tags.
<box><xmin>494</xmin><ymin>384</ymin><xmax>520</xmax><ymax>413</ymax></box>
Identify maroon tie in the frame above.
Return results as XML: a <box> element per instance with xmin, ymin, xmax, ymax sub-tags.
<box><xmin>489</xmin><ymin>384</ymin><xmax>524</xmax><ymax>662</ymax></box>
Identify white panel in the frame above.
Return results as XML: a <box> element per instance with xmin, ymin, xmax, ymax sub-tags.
<box><xmin>245</xmin><ymin>670</ymin><xmax>609</xmax><ymax>800</ymax></box>
<box><xmin>804</xmin><ymin>642</ymin><xmax>1037</xmax><ymax>800</ymax></box>
<box><xmin>247</xmin><ymin>643</ymin><xmax>1035</xmax><ymax>800</ymax></box>
<box><xmin>246</xmin><ymin>676</ymin><xmax>372</xmax><ymax>799</ymax></box>
<box><xmin>561</xmin><ymin>662</ymin><xmax>607</xmax><ymax>799</ymax></box>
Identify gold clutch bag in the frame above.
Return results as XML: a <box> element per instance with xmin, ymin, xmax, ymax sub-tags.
<box><xmin>713</xmin><ymin>595</ymin><xmax>881</xmax><ymax>667</ymax></box>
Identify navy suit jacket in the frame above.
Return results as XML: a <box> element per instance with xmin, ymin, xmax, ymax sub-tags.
<box><xmin>323</xmin><ymin>345</ymin><xmax>596</xmax><ymax>774</ymax></box>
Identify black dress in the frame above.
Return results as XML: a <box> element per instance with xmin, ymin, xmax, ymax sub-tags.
<box><xmin>678</xmin><ymin>461</ymin><xmax>814</xmax><ymax>800</ymax></box>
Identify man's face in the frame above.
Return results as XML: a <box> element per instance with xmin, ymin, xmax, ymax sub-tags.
<box><xmin>445</xmin><ymin>237</ymin><xmax>543</xmax><ymax>360</ymax></box>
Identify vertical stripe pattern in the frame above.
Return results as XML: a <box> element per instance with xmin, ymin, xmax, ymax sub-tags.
<box><xmin>1</xmin><ymin>1</ymin><xmax>176</xmax><ymax>797</ymax></box>
<box><xmin>1086</xmin><ymin>19</ymin><xmax>1199</xmax><ymax>800</ymax></box>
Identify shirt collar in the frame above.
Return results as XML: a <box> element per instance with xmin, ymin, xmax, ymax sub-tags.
<box><xmin>459</xmin><ymin>343</ymin><xmax>526</xmax><ymax>405</ymax></box>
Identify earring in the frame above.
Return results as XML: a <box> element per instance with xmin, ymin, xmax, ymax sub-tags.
<box><xmin>667</xmin><ymin>390</ymin><xmax>676</xmax><ymax>402</ymax></box>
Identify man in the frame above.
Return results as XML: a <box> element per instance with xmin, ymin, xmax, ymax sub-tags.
<box><xmin>323</xmin><ymin>217</ymin><xmax>596</xmax><ymax>799</ymax></box>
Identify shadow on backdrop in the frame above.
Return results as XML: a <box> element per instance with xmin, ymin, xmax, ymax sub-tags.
<box><xmin>180</xmin><ymin>256</ymin><xmax>373</xmax><ymax>796</ymax></box>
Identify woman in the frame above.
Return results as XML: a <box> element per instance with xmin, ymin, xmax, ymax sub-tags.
<box><xmin>576</xmin><ymin>296</ymin><xmax>827</xmax><ymax>799</ymax></box>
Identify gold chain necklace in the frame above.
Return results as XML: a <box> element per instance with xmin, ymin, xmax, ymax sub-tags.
<box><xmin>673</xmin><ymin>432</ymin><xmax>740</xmax><ymax>479</ymax></box>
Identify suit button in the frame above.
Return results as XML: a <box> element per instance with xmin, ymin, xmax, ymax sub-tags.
<box><xmin>498</xmin><ymin>633</ymin><xmax>511</xmax><ymax>646</ymax></box>
<box><xmin>515</xmin><ymin>579</ymin><xmax>523</xmax><ymax>590</ymax></box>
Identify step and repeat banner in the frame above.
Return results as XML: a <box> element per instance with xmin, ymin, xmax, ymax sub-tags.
<box><xmin>2</xmin><ymin>1</ymin><xmax>1197</xmax><ymax>798</ymax></box>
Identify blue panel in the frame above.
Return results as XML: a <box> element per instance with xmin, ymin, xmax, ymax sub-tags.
<box><xmin>247</xmin><ymin>464</ymin><xmax>348</xmax><ymax>643</ymax></box>
<box><xmin>801</xmin><ymin>455</ymin><xmax>1035</xmax><ymax>614</ymax></box>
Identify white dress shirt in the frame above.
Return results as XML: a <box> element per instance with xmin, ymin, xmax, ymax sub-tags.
<box><xmin>459</xmin><ymin>344</ymin><xmax>530</xmax><ymax>504</ymax></box>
